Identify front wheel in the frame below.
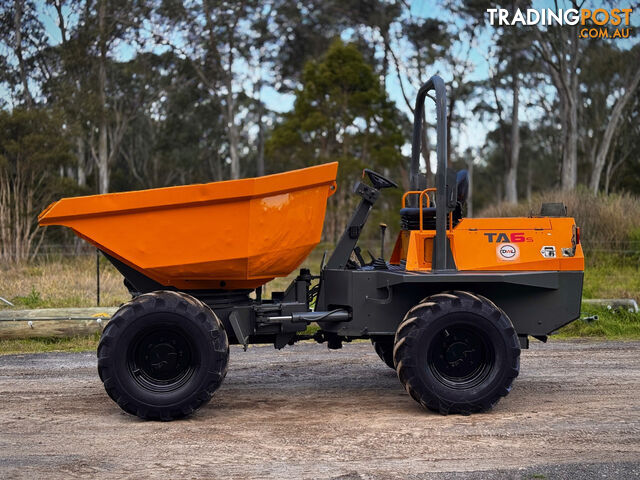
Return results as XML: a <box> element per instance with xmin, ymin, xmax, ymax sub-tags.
<box><xmin>97</xmin><ymin>291</ymin><xmax>229</xmax><ymax>420</ymax></box>
<box><xmin>394</xmin><ymin>291</ymin><xmax>520</xmax><ymax>415</ymax></box>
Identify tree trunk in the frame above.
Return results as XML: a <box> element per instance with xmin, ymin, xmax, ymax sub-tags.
<box><xmin>53</xmin><ymin>0</ymin><xmax>68</xmax><ymax>43</ymax></box>
<box><xmin>77</xmin><ymin>137</ymin><xmax>87</xmax><ymax>186</ymax></box>
<box><xmin>589</xmin><ymin>65</ymin><xmax>640</xmax><ymax>193</ymax></box>
<box><xmin>562</xmin><ymin>89</ymin><xmax>578</xmax><ymax>191</ymax></box>
<box><xmin>533</xmin><ymin>26</ymin><xmax>582</xmax><ymax>191</ymax></box>
<box><xmin>526</xmin><ymin>157</ymin><xmax>532</xmax><ymax>203</ymax></box>
<box><xmin>604</xmin><ymin>156</ymin><xmax>613</xmax><ymax>195</ymax></box>
<box><xmin>504</xmin><ymin>73</ymin><xmax>520</xmax><ymax>203</ymax></box>
<box><xmin>226</xmin><ymin>81</ymin><xmax>240</xmax><ymax>179</ymax></box>
<box><xmin>466</xmin><ymin>159</ymin><xmax>473</xmax><ymax>218</ymax></box>
<box><xmin>14</xmin><ymin>0</ymin><xmax>33</xmax><ymax>108</ymax></box>
<box><xmin>256</xmin><ymin>86</ymin><xmax>265</xmax><ymax>176</ymax></box>
<box><xmin>97</xmin><ymin>0</ymin><xmax>109</xmax><ymax>193</ymax></box>
<box><xmin>446</xmin><ymin>95</ymin><xmax>454</xmax><ymax>167</ymax></box>
<box><xmin>420</xmin><ymin>113</ymin><xmax>432</xmax><ymax>187</ymax></box>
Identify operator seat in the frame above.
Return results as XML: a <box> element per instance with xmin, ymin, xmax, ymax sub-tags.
<box><xmin>400</xmin><ymin>170</ymin><xmax>468</xmax><ymax>230</ymax></box>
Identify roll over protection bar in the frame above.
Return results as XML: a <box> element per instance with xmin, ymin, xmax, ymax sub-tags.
<box><xmin>410</xmin><ymin>75</ymin><xmax>452</xmax><ymax>271</ymax></box>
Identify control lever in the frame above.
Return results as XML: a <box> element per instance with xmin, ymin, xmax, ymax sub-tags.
<box><xmin>379</xmin><ymin>223</ymin><xmax>387</xmax><ymax>258</ymax></box>
<box><xmin>353</xmin><ymin>246</ymin><xmax>366</xmax><ymax>267</ymax></box>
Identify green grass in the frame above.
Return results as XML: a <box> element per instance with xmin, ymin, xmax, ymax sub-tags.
<box><xmin>551</xmin><ymin>252</ymin><xmax>640</xmax><ymax>340</ymax></box>
<box><xmin>582</xmin><ymin>254</ymin><xmax>640</xmax><ymax>300</ymax></box>
<box><xmin>555</xmin><ymin>305</ymin><xmax>640</xmax><ymax>339</ymax></box>
<box><xmin>0</xmin><ymin>333</ymin><xmax>100</xmax><ymax>355</ymax></box>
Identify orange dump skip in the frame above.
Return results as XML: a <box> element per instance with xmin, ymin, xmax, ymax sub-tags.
<box><xmin>39</xmin><ymin>163</ymin><xmax>338</xmax><ymax>290</ymax></box>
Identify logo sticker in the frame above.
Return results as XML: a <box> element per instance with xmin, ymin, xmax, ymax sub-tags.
<box><xmin>540</xmin><ymin>246</ymin><xmax>556</xmax><ymax>258</ymax></box>
<box><xmin>497</xmin><ymin>243</ymin><xmax>519</xmax><ymax>260</ymax></box>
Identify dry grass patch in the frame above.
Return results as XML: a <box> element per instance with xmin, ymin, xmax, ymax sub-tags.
<box><xmin>479</xmin><ymin>189</ymin><xmax>640</xmax><ymax>251</ymax></box>
<box><xmin>0</xmin><ymin>255</ymin><xmax>129</xmax><ymax>309</ymax></box>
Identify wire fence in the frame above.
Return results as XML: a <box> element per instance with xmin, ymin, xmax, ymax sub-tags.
<box><xmin>31</xmin><ymin>244</ymin><xmax>99</xmax><ymax>258</ymax></box>
<box><xmin>1</xmin><ymin>238</ymin><xmax>638</xmax><ymax>310</ymax></box>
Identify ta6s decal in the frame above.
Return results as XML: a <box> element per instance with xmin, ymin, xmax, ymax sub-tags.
<box><xmin>484</xmin><ymin>232</ymin><xmax>533</xmax><ymax>243</ymax></box>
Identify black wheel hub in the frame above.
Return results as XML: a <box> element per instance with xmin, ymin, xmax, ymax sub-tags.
<box><xmin>128</xmin><ymin>327</ymin><xmax>198</xmax><ymax>392</ymax></box>
<box><xmin>428</xmin><ymin>324</ymin><xmax>494</xmax><ymax>389</ymax></box>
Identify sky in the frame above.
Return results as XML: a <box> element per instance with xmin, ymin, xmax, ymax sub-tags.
<box><xmin>12</xmin><ymin>1</ymin><xmax>640</xmax><ymax>173</ymax></box>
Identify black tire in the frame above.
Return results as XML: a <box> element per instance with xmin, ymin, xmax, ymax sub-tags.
<box><xmin>97</xmin><ymin>290</ymin><xmax>229</xmax><ymax>420</ymax></box>
<box><xmin>393</xmin><ymin>290</ymin><xmax>520</xmax><ymax>415</ymax></box>
<box><xmin>371</xmin><ymin>337</ymin><xmax>395</xmax><ymax>369</ymax></box>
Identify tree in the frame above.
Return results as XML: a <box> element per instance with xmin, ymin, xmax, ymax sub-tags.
<box><xmin>0</xmin><ymin>0</ymin><xmax>48</xmax><ymax>108</ymax></box>
<box><xmin>529</xmin><ymin>0</ymin><xmax>624</xmax><ymax>191</ymax></box>
<box><xmin>586</xmin><ymin>47</ymin><xmax>640</xmax><ymax>193</ymax></box>
<box><xmin>603</xmin><ymin>86</ymin><xmax>640</xmax><ymax>194</ymax></box>
<box><xmin>91</xmin><ymin>0</ymin><xmax>148</xmax><ymax>193</ymax></box>
<box><xmin>115</xmin><ymin>52</ymin><xmax>229</xmax><ymax>189</ymax></box>
<box><xmin>153</xmin><ymin>0</ymin><xmax>260</xmax><ymax>180</ymax></box>
<box><xmin>483</xmin><ymin>23</ymin><xmax>532</xmax><ymax>204</ymax></box>
<box><xmin>0</xmin><ymin>109</ymin><xmax>74</xmax><ymax>262</ymax></box>
<box><xmin>387</xmin><ymin>15</ymin><xmax>451</xmax><ymax>187</ymax></box>
<box><xmin>267</xmin><ymin>40</ymin><xmax>405</xmax><ymax>241</ymax></box>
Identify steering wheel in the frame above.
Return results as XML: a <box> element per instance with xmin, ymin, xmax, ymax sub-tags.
<box><xmin>363</xmin><ymin>169</ymin><xmax>398</xmax><ymax>190</ymax></box>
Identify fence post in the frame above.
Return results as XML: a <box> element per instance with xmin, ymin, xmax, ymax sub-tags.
<box><xmin>96</xmin><ymin>248</ymin><xmax>100</xmax><ymax>306</ymax></box>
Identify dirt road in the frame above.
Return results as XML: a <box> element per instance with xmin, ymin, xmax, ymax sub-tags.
<box><xmin>1</xmin><ymin>341</ymin><xmax>639</xmax><ymax>479</ymax></box>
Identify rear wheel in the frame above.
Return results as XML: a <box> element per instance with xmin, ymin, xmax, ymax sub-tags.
<box><xmin>97</xmin><ymin>290</ymin><xmax>229</xmax><ymax>420</ymax></box>
<box><xmin>371</xmin><ymin>337</ymin><xmax>395</xmax><ymax>369</ymax></box>
<box><xmin>394</xmin><ymin>291</ymin><xmax>520</xmax><ymax>414</ymax></box>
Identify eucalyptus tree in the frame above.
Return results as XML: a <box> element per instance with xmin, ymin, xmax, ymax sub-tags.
<box><xmin>0</xmin><ymin>109</ymin><xmax>74</xmax><ymax>262</ymax></box>
<box><xmin>0</xmin><ymin>0</ymin><xmax>49</xmax><ymax>108</ymax></box>
<box><xmin>151</xmin><ymin>0</ymin><xmax>263</xmax><ymax>179</ymax></box>
<box><xmin>582</xmin><ymin>44</ymin><xmax>640</xmax><ymax>193</ymax></box>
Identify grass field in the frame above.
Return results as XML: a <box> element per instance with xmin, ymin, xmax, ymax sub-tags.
<box><xmin>0</xmin><ymin>248</ymin><xmax>639</xmax><ymax>354</ymax></box>
<box><xmin>0</xmin><ymin>254</ymin><xmax>129</xmax><ymax>309</ymax></box>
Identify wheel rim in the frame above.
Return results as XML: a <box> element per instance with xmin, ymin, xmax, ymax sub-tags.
<box><xmin>128</xmin><ymin>326</ymin><xmax>198</xmax><ymax>392</ymax></box>
<box><xmin>427</xmin><ymin>323</ymin><xmax>494</xmax><ymax>389</ymax></box>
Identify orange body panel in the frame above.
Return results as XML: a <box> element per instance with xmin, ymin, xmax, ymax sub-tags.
<box><xmin>39</xmin><ymin>163</ymin><xmax>338</xmax><ymax>289</ymax></box>
<box><xmin>391</xmin><ymin>217</ymin><xmax>584</xmax><ymax>272</ymax></box>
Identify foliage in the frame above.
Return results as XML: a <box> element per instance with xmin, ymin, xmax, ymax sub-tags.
<box><xmin>267</xmin><ymin>40</ymin><xmax>406</xmax><ymax>241</ymax></box>
<box><xmin>12</xmin><ymin>286</ymin><xmax>42</xmax><ymax>308</ymax></box>
<box><xmin>0</xmin><ymin>109</ymin><xmax>75</xmax><ymax>262</ymax></box>
<box><xmin>0</xmin><ymin>1</ymin><xmax>638</xmax><ymax>259</ymax></box>
<box><xmin>267</xmin><ymin>40</ymin><xmax>404</xmax><ymax>172</ymax></box>
<box><xmin>479</xmin><ymin>188</ymin><xmax>640</xmax><ymax>252</ymax></box>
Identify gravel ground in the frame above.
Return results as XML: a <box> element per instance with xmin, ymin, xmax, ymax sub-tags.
<box><xmin>0</xmin><ymin>340</ymin><xmax>639</xmax><ymax>479</ymax></box>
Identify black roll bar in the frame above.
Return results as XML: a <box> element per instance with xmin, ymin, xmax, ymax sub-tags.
<box><xmin>410</xmin><ymin>75</ymin><xmax>449</xmax><ymax>271</ymax></box>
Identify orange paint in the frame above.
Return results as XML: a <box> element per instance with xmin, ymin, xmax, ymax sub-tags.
<box><xmin>39</xmin><ymin>163</ymin><xmax>338</xmax><ymax>290</ymax></box>
<box><xmin>391</xmin><ymin>216</ymin><xmax>584</xmax><ymax>272</ymax></box>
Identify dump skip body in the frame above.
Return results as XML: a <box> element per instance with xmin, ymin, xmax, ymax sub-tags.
<box><xmin>39</xmin><ymin>163</ymin><xmax>338</xmax><ymax>289</ymax></box>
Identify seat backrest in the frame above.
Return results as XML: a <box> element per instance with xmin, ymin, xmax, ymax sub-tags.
<box><xmin>456</xmin><ymin>170</ymin><xmax>469</xmax><ymax>205</ymax></box>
